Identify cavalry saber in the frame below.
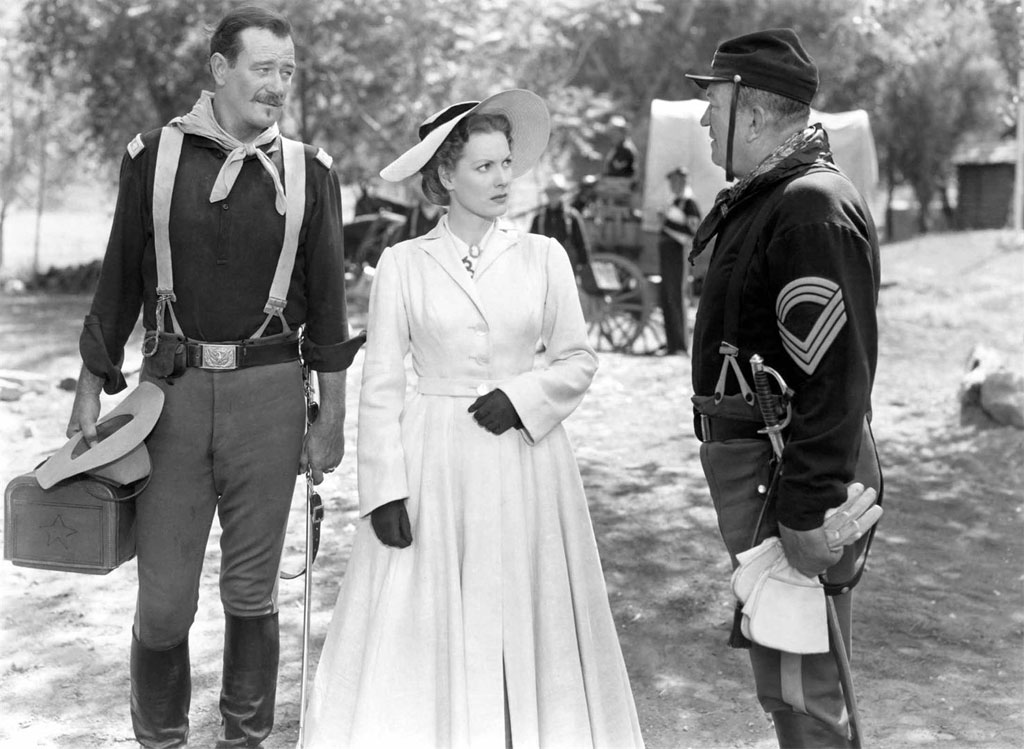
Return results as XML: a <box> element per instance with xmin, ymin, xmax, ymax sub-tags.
<box><xmin>749</xmin><ymin>354</ymin><xmax>863</xmax><ymax>749</ymax></box>
<box><xmin>295</xmin><ymin>365</ymin><xmax>323</xmax><ymax>747</ymax></box>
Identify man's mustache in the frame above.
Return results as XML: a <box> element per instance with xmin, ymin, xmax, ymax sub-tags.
<box><xmin>255</xmin><ymin>95</ymin><xmax>285</xmax><ymax>107</ymax></box>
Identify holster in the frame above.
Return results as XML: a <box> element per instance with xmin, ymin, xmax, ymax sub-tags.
<box><xmin>143</xmin><ymin>331</ymin><xmax>186</xmax><ymax>379</ymax></box>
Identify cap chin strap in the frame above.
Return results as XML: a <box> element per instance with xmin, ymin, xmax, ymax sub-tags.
<box><xmin>726</xmin><ymin>74</ymin><xmax>742</xmax><ymax>182</ymax></box>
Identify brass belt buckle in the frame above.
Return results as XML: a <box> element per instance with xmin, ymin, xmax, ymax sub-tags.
<box><xmin>201</xmin><ymin>343</ymin><xmax>237</xmax><ymax>370</ymax></box>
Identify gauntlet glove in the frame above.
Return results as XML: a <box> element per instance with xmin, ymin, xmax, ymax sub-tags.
<box><xmin>371</xmin><ymin>498</ymin><xmax>412</xmax><ymax>548</ymax></box>
<box><xmin>468</xmin><ymin>389</ymin><xmax>522</xmax><ymax>435</ymax></box>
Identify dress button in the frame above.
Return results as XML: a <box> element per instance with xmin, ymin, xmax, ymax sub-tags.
<box><xmin>222</xmin><ymin>204</ymin><xmax>229</xmax><ymax>211</ymax></box>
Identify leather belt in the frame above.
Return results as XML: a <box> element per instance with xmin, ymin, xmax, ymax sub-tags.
<box><xmin>416</xmin><ymin>376</ymin><xmax>510</xmax><ymax>398</ymax></box>
<box><xmin>185</xmin><ymin>336</ymin><xmax>300</xmax><ymax>371</ymax></box>
<box><xmin>693</xmin><ymin>411</ymin><xmax>769</xmax><ymax>443</ymax></box>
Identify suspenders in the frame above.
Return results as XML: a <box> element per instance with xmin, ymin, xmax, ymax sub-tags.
<box><xmin>148</xmin><ymin>126</ymin><xmax>307</xmax><ymax>342</ymax></box>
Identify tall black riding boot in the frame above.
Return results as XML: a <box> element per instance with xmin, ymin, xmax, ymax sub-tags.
<box><xmin>218</xmin><ymin>612</ymin><xmax>280</xmax><ymax>747</ymax></box>
<box><xmin>771</xmin><ymin>710</ymin><xmax>854</xmax><ymax>748</ymax></box>
<box><xmin>130</xmin><ymin>632</ymin><xmax>191</xmax><ymax>748</ymax></box>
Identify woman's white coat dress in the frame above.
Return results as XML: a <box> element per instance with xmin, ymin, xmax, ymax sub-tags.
<box><xmin>302</xmin><ymin>219</ymin><xmax>644</xmax><ymax>748</ymax></box>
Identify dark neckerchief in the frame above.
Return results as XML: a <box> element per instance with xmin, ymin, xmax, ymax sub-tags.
<box><xmin>690</xmin><ymin>124</ymin><xmax>837</xmax><ymax>263</ymax></box>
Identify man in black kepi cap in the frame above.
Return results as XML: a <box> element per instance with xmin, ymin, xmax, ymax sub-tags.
<box><xmin>684</xmin><ymin>29</ymin><xmax>885</xmax><ymax>748</ymax></box>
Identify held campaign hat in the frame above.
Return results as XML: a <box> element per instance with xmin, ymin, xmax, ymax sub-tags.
<box><xmin>380</xmin><ymin>89</ymin><xmax>550</xmax><ymax>183</ymax></box>
<box><xmin>685</xmin><ymin>28</ymin><xmax>819</xmax><ymax>105</ymax></box>
<box><xmin>35</xmin><ymin>382</ymin><xmax>165</xmax><ymax>490</ymax></box>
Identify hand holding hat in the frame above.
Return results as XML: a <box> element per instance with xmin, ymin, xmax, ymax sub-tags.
<box><xmin>36</xmin><ymin>382</ymin><xmax>165</xmax><ymax>489</ymax></box>
<box><xmin>780</xmin><ymin>482</ymin><xmax>883</xmax><ymax>576</ymax></box>
<box><xmin>731</xmin><ymin>536</ymin><xmax>829</xmax><ymax>654</ymax></box>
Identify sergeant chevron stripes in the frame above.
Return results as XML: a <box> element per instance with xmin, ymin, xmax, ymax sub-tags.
<box><xmin>775</xmin><ymin>277</ymin><xmax>846</xmax><ymax>375</ymax></box>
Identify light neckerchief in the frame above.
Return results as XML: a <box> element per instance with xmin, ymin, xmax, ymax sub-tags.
<box><xmin>169</xmin><ymin>91</ymin><xmax>288</xmax><ymax>215</ymax></box>
<box><xmin>442</xmin><ymin>214</ymin><xmax>497</xmax><ymax>279</ymax></box>
<box><xmin>690</xmin><ymin>125</ymin><xmax>830</xmax><ymax>262</ymax></box>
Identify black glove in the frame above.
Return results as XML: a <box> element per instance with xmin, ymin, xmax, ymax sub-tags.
<box><xmin>468</xmin><ymin>388</ymin><xmax>523</xmax><ymax>435</ymax></box>
<box><xmin>371</xmin><ymin>498</ymin><xmax>412</xmax><ymax>548</ymax></box>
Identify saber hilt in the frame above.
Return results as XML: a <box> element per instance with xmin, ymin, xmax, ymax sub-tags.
<box><xmin>749</xmin><ymin>354</ymin><xmax>793</xmax><ymax>460</ymax></box>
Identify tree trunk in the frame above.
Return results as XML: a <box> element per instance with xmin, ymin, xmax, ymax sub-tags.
<box><xmin>885</xmin><ymin>157</ymin><xmax>896</xmax><ymax>243</ymax></box>
<box><xmin>32</xmin><ymin>98</ymin><xmax>48</xmax><ymax>277</ymax></box>
<box><xmin>914</xmin><ymin>181</ymin><xmax>933</xmax><ymax>235</ymax></box>
<box><xmin>0</xmin><ymin>202</ymin><xmax>7</xmax><ymax>270</ymax></box>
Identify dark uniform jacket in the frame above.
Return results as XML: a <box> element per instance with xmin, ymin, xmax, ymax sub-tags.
<box><xmin>81</xmin><ymin>129</ymin><xmax>350</xmax><ymax>394</ymax></box>
<box><xmin>691</xmin><ymin>126</ymin><xmax>880</xmax><ymax>530</ymax></box>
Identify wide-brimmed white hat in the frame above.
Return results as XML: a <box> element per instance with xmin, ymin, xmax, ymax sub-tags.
<box><xmin>380</xmin><ymin>89</ymin><xmax>550</xmax><ymax>183</ymax></box>
<box><xmin>35</xmin><ymin>382</ymin><xmax>165</xmax><ymax>490</ymax></box>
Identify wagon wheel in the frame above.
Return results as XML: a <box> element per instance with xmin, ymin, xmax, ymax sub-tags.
<box><xmin>580</xmin><ymin>253</ymin><xmax>651</xmax><ymax>353</ymax></box>
<box><xmin>626</xmin><ymin>275</ymin><xmax>692</xmax><ymax>356</ymax></box>
<box><xmin>630</xmin><ymin>304</ymin><xmax>668</xmax><ymax>355</ymax></box>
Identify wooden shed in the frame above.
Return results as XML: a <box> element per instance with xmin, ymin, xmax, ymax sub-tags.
<box><xmin>954</xmin><ymin>140</ymin><xmax>1020</xmax><ymax>229</ymax></box>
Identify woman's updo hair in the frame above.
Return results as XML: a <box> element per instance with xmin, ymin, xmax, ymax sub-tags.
<box><xmin>419</xmin><ymin>113</ymin><xmax>513</xmax><ymax>206</ymax></box>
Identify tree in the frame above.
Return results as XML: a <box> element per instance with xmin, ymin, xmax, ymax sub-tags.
<box><xmin>19</xmin><ymin>0</ymin><xmax>232</xmax><ymax>166</ymax></box>
<box><xmin>1</xmin><ymin>3</ymin><xmax>95</xmax><ymax>273</ymax></box>
<box><xmin>846</xmin><ymin>0</ymin><xmax>1007</xmax><ymax>232</ymax></box>
<box><xmin>984</xmin><ymin>0</ymin><xmax>1023</xmax><ymax>90</ymax></box>
<box><xmin>0</xmin><ymin>32</ymin><xmax>37</xmax><ymax>269</ymax></box>
<box><xmin>15</xmin><ymin>0</ymin><xmax>654</xmax><ymax>186</ymax></box>
<box><xmin>12</xmin><ymin>0</ymin><xmax>1012</xmax><ymax>236</ymax></box>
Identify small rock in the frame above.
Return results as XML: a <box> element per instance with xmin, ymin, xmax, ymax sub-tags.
<box><xmin>980</xmin><ymin>370</ymin><xmax>1024</xmax><ymax>429</ymax></box>
<box><xmin>959</xmin><ymin>345</ymin><xmax>1024</xmax><ymax>429</ymax></box>
<box><xmin>0</xmin><ymin>379</ymin><xmax>25</xmax><ymax>402</ymax></box>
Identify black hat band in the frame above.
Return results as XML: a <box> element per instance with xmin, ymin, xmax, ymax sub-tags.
<box><xmin>418</xmin><ymin>101</ymin><xmax>480</xmax><ymax>141</ymax></box>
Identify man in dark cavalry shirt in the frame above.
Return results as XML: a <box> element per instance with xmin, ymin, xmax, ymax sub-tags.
<box><xmin>686</xmin><ymin>29</ymin><xmax>883</xmax><ymax>748</ymax></box>
<box><xmin>64</xmin><ymin>7</ymin><xmax>354</xmax><ymax>747</ymax></box>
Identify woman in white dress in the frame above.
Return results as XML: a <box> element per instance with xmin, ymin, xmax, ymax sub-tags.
<box><xmin>302</xmin><ymin>89</ymin><xmax>644</xmax><ymax>749</ymax></box>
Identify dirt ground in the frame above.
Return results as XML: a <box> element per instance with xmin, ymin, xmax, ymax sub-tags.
<box><xmin>1</xmin><ymin>229</ymin><xmax>1022</xmax><ymax>748</ymax></box>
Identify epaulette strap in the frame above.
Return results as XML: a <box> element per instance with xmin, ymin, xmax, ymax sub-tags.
<box><xmin>127</xmin><ymin>134</ymin><xmax>145</xmax><ymax>159</ymax></box>
<box><xmin>315</xmin><ymin>148</ymin><xmax>333</xmax><ymax>169</ymax></box>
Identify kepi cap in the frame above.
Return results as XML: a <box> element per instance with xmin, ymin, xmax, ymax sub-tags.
<box><xmin>380</xmin><ymin>89</ymin><xmax>550</xmax><ymax>183</ymax></box>
<box><xmin>685</xmin><ymin>28</ymin><xmax>818</xmax><ymax>105</ymax></box>
<box><xmin>35</xmin><ymin>382</ymin><xmax>164</xmax><ymax>490</ymax></box>
<box><xmin>666</xmin><ymin>166</ymin><xmax>689</xmax><ymax>179</ymax></box>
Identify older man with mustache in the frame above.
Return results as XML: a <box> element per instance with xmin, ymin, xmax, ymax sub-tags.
<box><xmin>65</xmin><ymin>6</ymin><xmax>358</xmax><ymax>747</ymax></box>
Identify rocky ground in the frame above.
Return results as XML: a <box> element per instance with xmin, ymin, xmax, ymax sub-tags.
<box><xmin>1</xmin><ymin>230</ymin><xmax>1022</xmax><ymax>748</ymax></box>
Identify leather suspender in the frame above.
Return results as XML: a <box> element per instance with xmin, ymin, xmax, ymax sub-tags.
<box><xmin>253</xmin><ymin>136</ymin><xmax>306</xmax><ymax>338</ymax></box>
<box><xmin>152</xmin><ymin>127</ymin><xmax>184</xmax><ymax>338</ymax></box>
<box><xmin>712</xmin><ymin>193</ymin><xmax>777</xmax><ymax>405</ymax></box>
<box><xmin>150</xmin><ymin>127</ymin><xmax>307</xmax><ymax>341</ymax></box>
